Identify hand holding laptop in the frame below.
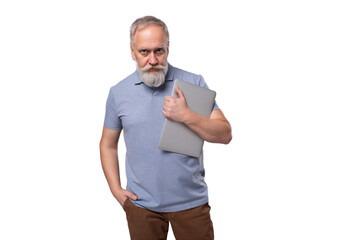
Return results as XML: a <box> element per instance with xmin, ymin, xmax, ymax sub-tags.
<box><xmin>163</xmin><ymin>86</ymin><xmax>189</xmax><ymax>122</ymax></box>
<box><xmin>159</xmin><ymin>79</ymin><xmax>216</xmax><ymax>157</ymax></box>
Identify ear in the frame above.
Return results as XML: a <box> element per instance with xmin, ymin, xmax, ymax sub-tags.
<box><xmin>130</xmin><ymin>43</ymin><xmax>135</xmax><ymax>60</ymax></box>
<box><xmin>166</xmin><ymin>42</ymin><xmax>170</xmax><ymax>57</ymax></box>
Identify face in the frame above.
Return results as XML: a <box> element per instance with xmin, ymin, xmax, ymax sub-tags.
<box><xmin>131</xmin><ymin>24</ymin><xmax>169</xmax><ymax>87</ymax></box>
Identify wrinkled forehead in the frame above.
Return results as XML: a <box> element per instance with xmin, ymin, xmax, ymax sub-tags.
<box><xmin>133</xmin><ymin>24</ymin><xmax>168</xmax><ymax>47</ymax></box>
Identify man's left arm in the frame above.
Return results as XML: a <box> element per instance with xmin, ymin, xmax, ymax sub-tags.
<box><xmin>163</xmin><ymin>86</ymin><xmax>232</xmax><ymax>144</ymax></box>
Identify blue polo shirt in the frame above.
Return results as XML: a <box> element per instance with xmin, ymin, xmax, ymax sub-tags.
<box><xmin>104</xmin><ymin>64</ymin><xmax>219</xmax><ymax>212</ymax></box>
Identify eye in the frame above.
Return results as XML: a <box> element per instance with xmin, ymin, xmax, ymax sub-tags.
<box><xmin>155</xmin><ymin>48</ymin><xmax>165</xmax><ymax>55</ymax></box>
<box><xmin>139</xmin><ymin>49</ymin><xmax>148</xmax><ymax>55</ymax></box>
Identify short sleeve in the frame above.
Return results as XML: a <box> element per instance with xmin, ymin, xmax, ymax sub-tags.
<box><xmin>104</xmin><ymin>88</ymin><xmax>122</xmax><ymax>130</ymax></box>
<box><xmin>198</xmin><ymin>75</ymin><xmax>220</xmax><ymax>111</ymax></box>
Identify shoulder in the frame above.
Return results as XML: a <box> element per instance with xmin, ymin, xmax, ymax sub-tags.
<box><xmin>109</xmin><ymin>71</ymin><xmax>138</xmax><ymax>95</ymax></box>
<box><xmin>171</xmin><ymin>66</ymin><xmax>205</xmax><ymax>86</ymax></box>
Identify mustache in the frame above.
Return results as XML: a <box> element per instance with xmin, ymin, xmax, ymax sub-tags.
<box><xmin>140</xmin><ymin>64</ymin><xmax>166</xmax><ymax>71</ymax></box>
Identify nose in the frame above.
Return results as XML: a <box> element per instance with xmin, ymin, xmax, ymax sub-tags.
<box><xmin>148</xmin><ymin>52</ymin><xmax>159</xmax><ymax>66</ymax></box>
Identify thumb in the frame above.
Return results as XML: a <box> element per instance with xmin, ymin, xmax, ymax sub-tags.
<box><xmin>125</xmin><ymin>190</ymin><xmax>138</xmax><ymax>200</ymax></box>
<box><xmin>175</xmin><ymin>86</ymin><xmax>184</xmax><ymax>99</ymax></box>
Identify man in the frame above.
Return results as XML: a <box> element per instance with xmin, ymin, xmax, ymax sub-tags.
<box><xmin>100</xmin><ymin>16</ymin><xmax>232</xmax><ymax>240</ymax></box>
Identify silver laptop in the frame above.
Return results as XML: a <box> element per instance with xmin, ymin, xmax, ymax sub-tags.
<box><xmin>158</xmin><ymin>79</ymin><xmax>216</xmax><ymax>157</ymax></box>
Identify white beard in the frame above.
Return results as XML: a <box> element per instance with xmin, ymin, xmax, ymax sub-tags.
<box><xmin>137</xmin><ymin>63</ymin><xmax>168</xmax><ymax>87</ymax></box>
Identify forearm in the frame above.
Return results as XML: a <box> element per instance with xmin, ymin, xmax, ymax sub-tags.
<box><xmin>183</xmin><ymin>109</ymin><xmax>232</xmax><ymax>144</ymax></box>
<box><xmin>99</xmin><ymin>127</ymin><xmax>137</xmax><ymax>205</ymax></box>
<box><xmin>163</xmin><ymin>87</ymin><xmax>232</xmax><ymax>144</ymax></box>
<box><xmin>100</xmin><ymin>145</ymin><xmax>123</xmax><ymax>196</ymax></box>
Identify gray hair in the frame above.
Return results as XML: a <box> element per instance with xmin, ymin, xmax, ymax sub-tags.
<box><xmin>130</xmin><ymin>16</ymin><xmax>169</xmax><ymax>46</ymax></box>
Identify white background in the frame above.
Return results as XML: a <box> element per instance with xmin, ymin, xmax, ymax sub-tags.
<box><xmin>0</xmin><ymin>0</ymin><xmax>359</xmax><ymax>239</ymax></box>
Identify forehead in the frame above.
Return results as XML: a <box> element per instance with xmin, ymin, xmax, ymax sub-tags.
<box><xmin>133</xmin><ymin>24</ymin><xmax>167</xmax><ymax>48</ymax></box>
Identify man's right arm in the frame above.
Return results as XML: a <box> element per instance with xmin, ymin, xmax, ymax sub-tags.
<box><xmin>99</xmin><ymin>126</ymin><xmax>137</xmax><ymax>207</ymax></box>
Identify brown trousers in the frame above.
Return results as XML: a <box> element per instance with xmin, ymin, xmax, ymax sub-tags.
<box><xmin>123</xmin><ymin>199</ymin><xmax>214</xmax><ymax>240</ymax></box>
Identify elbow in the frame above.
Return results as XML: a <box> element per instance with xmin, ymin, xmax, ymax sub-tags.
<box><xmin>218</xmin><ymin>126</ymin><xmax>232</xmax><ymax>144</ymax></box>
<box><xmin>223</xmin><ymin>124</ymin><xmax>232</xmax><ymax>144</ymax></box>
<box><xmin>222</xmin><ymin>132</ymin><xmax>232</xmax><ymax>144</ymax></box>
<box><xmin>225</xmin><ymin>135</ymin><xmax>232</xmax><ymax>144</ymax></box>
<box><xmin>99</xmin><ymin>139</ymin><xmax>104</xmax><ymax>152</ymax></box>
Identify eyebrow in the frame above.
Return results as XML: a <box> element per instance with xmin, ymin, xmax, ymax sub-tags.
<box><xmin>137</xmin><ymin>46</ymin><xmax>166</xmax><ymax>51</ymax></box>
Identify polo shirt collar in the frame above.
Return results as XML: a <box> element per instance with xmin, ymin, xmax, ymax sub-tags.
<box><xmin>134</xmin><ymin>63</ymin><xmax>174</xmax><ymax>85</ymax></box>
